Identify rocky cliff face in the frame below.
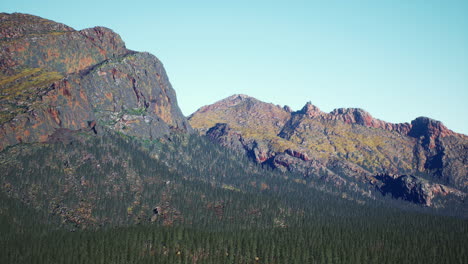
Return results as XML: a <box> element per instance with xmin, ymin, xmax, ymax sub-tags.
<box><xmin>0</xmin><ymin>13</ymin><xmax>191</xmax><ymax>150</ymax></box>
<box><xmin>375</xmin><ymin>174</ymin><xmax>464</xmax><ymax>207</ymax></box>
<box><xmin>189</xmin><ymin>95</ymin><xmax>467</xmax><ymax>207</ymax></box>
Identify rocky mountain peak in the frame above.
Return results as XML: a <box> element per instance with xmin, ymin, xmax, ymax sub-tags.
<box><xmin>0</xmin><ymin>13</ymin><xmax>192</xmax><ymax>150</ymax></box>
<box><xmin>0</xmin><ymin>12</ymin><xmax>74</xmax><ymax>40</ymax></box>
<box><xmin>298</xmin><ymin>102</ymin><xmax>323</xmax><ymax>118</ymax></box>
<box><xmin>408</xmin><ymin>116</ymin><xmax>456</xmax><ymax>149</ymax></box>
<box><xmin>330</xmin><ymin>108</ymin><xmax>373</xmax><ymax>126</ymax></box>
<box><xmin>0</xmin><ymin>13</ymin><xmax>130</xmax><ymax>75</ymax></box>
<box><xmin>189</xmin><ymin>94</ymin><xmax>292</xmax><ymax>136</ymax></box>
<box><xmin>227</xmin><ymin>94</ymin><xmax>251</xmax><ymax>100</ymax></box>
<box><xmin>79</xmin><ymin>26</ymin><xmax>127</xmax><ymax>58</ymax></box>
<box><xmin>222</xmin><ymin>94</ymin><xmax>256</xmax><ymax>107</ymax></box>
<box><xmin>283</xmin><ymin>105</ymin><xmax>293</xmax><ymax>113</ymax></box>
<box><xmin>192</xmin><ymin>94</ymin><xmax>255</xmax><ymax>115</ymax></box>
<box><xmin>325</xmin><ymin>107</ymin><xmax>412</xmax><ymax>134</ymax></box>
<box><xmin>408</xmin><ymin>117</ymin><xmax>454</xmax><ymax>139</ymax></box>
<box><xmin>189</xmin><ymin>94</ymin><xmax>468</xmax><ymax>204</ymax></box>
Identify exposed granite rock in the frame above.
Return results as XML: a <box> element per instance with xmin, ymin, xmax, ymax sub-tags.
<box><xmin>0</xmin><ymin>13</ymin><xmax>191</xmax><ymax>150</ymax></box>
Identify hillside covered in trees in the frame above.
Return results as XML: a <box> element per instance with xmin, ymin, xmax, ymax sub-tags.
<box><xmin>0</xmin><ymin>13</ymin><xmax>467</xmax><ymax>263</ymax></box>
<box><xmin>1</xmin><ymin>129</ymin><xmax>467</xmax><ymax>263</ymax></box>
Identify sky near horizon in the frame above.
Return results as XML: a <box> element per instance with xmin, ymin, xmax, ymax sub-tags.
<box><xmin>3</xmin><ymin>0</ymin><xmax>468</xmax><ymax>134</ymax></box>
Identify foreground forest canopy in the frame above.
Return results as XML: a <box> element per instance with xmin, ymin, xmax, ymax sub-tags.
<box><xmin>0</xmin><ymin>13</ymin><xmax>467</xmax><ymax>263</ymax></box>
<box><xmin>1</xmin><ymin>131</ymin><xmax>467</xmax><ymax>263</ymax></box>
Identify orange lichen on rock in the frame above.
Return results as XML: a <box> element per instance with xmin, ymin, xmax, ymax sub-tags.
<box><xmin>39</xmin><ymin>134</ymin><xmax>48</xmax><ymax>142</ymax></box>
<box><xmin>104</xmin><ymin>92</ymin><xmax>113</xmax><ymax>101</ymax></box>
<box><xmin>11</xmin><ymin>41</ymin><xmax>30</xmax><ymax>52</ymax></box>
<box><xmin>48</xmin><ymin>108</ymin><xmax>61</xmax><ymax>125</ymax></box>
<box><xmin>46</xmin><ymin>48</ymin><xmax>60</xmax><ymax>61</ymax></box>
<box><xmin>0</xmin><ymin>13</ymin><xmax>191</xmax><ymax>152</ymax></box>
<box><xmin>60</xmin><ymin>80</ymin><xmax>72</xmax><ymax>97</ymax></box>
<box><xmin>154</xmin><ymin>102</ymin><xmax>173</xmax><ymax>126</ymax></box>
<box><xmin>78</xmin><ymin>56</ymin><xmax>94</xmax><ymax>71</ymax></box>
<box><xmin>79</xmin><ymin>90</ymin><xmax>87</xmax><ymax>101</ymax></box>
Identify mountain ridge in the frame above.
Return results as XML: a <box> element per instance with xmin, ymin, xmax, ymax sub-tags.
<box><xmin>1</xmin><ymin>13</ymin><xmax>466</xmax><ymax>210</ymax></box>
<box><xmin>189</xmin><ymin>94</ymin><xmax>467</xmax><ymax>207</ymax></box>
<box><xmin>193</xmin><ymin>94</ymin><xmax>464</xmax><ymax>139</ymax></box>
<box><xmin>1</xmin><ymin>13</ymin><xmax>467</xmax><ymax>263</ymax></box>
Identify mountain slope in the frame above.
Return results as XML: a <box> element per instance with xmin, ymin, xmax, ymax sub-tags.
<box><xmin>0</xmin><ymin>132</ymin><xmax>468</xmax><ymax>263</ymax></box>
<box><xmin>189</xmin><ymin>94</ymin><xmax>467</xmax><ymax>207</ymax></box>
<box><xmin>1</xmin><ymin>126</ymin><xmax>467</xmax><ymax>263</ymax></box>
<box><xmin>0</xmin><ymin>13</ymin><xmax>191</xmax><ymax>151</ymax></box>
<box><xmin>0</xmin><ymin>13</ymin><xmax>467</xmax><ymax>263</ymax></box>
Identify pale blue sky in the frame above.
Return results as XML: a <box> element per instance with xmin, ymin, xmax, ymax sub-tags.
<box><xmin>3</xmin><ymin>0</ymin><xmax>468</xmax><ymax>134</ymax></box>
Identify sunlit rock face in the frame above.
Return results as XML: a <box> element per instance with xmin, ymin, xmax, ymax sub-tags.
<box><xmin>189</xmin><ymin>94</ymin><xmax>468</xmax><ymax>207</ymax></box>
<box><xmin>0</xmin><ymin>13</ymin><xmax>192</xmax><ymax>150</ymax></box>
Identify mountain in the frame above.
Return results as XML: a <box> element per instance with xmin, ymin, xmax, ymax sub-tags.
<box><xmin>1</xmin><ymin>13</ymin><xmax>467</xmax><ymax>264</ymax></box>
<box><xmin>0</xmin><ymin>12</ymin><xmax>191</xmax><ymax>151</ymax></box>
<box><xmin>189</xmin><ymin>94</ymin><xmax>468</xmax><ymax>207</ymax></box>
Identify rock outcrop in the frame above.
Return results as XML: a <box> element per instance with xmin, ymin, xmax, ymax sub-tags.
<box><xmin>408</xmin><ymin>117</ymin><xmax>455</xmax><ymax>148</ymax></box>
<box><xmin>328</xmin><ymin>108</ymin><xmax>412</xmax><ymax>134</ymax></box>
<box><xmin>0</xmin><ymin>13</ymin><xmax>191</xmax><ymax>150</ymax></box>
<box><xmin>189</xmin><ymin>94</ymin><xmax>468</xmax><ymax>206</ymax></box>
<box><xmin>375</xmin><ymin>174</ymin><xmax>465</xmax><ymax>207</ymax></box>
<box><xmin>206</xmin><ymin>123</ymin><xmax>246</xmax><ymax>154</ymax></box>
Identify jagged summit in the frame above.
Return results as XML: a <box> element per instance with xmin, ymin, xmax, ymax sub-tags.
<box><xmin>298</xmin><ymin>102</ymin><xmax>323</xmax><ymax>117</ymax></box>
<box><xmin>189</xmin><ymin>94</ymin><xmax>468</xmax><ymax>204</ymax></box>
<box><xmin>192</xmin><ymin>94</ymin><xmax>460</xmax><ymax>139</ymax></box>
<box><xmin>326</xmin><ymin>107</ymin><xmax>412</xmax><ymax>135</ymax></box>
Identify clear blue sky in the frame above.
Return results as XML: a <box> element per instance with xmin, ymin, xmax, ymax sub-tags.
<box><xmin>3</xmin><ymin>0</ymin><xmax>468</xmax><ymax>134</ymax></box>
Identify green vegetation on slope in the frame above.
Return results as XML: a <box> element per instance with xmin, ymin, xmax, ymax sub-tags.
<box><xmin>1</xmin><ymin>186</ymin><xmax>467</xmax><ymax>264</ymax></box>
<box><xmin>0</xmin><ymin>131</ymin><xmax>467</xmax><ymax>263</ymax></box>
<box><xmin>0</xmin><ymin>68</ymin><xmax>63</xmax><ymax>124</ymax></box>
